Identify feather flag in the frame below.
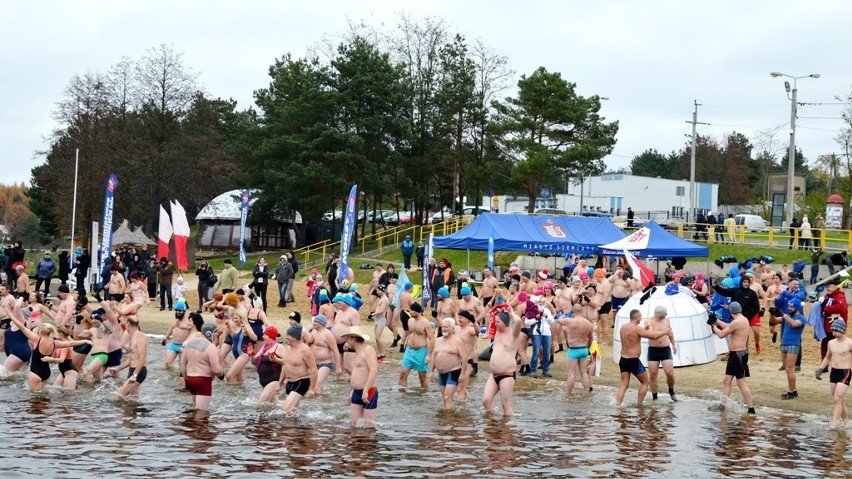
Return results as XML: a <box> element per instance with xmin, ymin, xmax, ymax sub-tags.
<box><xmin>337</xmin><ymin>184</ymin><xmax>358</xmax><ymax>287</ymax></box>
<box><xmin>98</xmin><ymin>174</ymin><xmax>119</xmax><ymax>276</ymax></box>
<box><xmin>421</xmin><ymin>233</ymin><xmax>432</xmax><ymax>307</ymax></box>
<box><xmin>623</xmin><ymin>247</ymin><xmax>655</xmax><ymax>288</ymax></box>
<box><xmin>170</xmin><ymin>200</ymin><xmax>191</xmax><ymax>271</ymax></box>
<box><xmin>238</xmin><ymin>189</ymin><xmax>251</xmax><ymax>267</ymax></box>
<box><xmin>158</xmin><ymin>205</ymin><xmax>173</xmax><ymax>262</ymax></box>
<box><xmin>487</xmin><ymin>232</ymin><xmax>495</xmax><ymax>270</ymax></box>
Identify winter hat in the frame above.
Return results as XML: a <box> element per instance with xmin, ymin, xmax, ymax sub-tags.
<box><xmin>729</xmin><ymin>302</ymin><xmax>743</xmax><ymax>314</ymax></box>
<box><xmin>286</xmin><ymin>323</ymin><xmax>303</xmax><ymax>340</ymax></box>
<box><xmin>831</xmin><ymin>319</ymin><xmax>847</xmax><ymax>334</ymax></box>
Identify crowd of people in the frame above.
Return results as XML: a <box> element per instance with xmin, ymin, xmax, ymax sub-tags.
<box><xmin>2</xmin><ymin>243</ymin><xmax>851</xmax><ymax>429</ymax></box>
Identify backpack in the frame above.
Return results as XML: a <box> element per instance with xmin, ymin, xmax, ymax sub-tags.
<box><xmin>207</xmin><ymin>274</ymin><xmax>218</xmax><ymax>287</ymax></box>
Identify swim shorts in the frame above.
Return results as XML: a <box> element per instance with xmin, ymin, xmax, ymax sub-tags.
<box><xmin>749</xmin><ymin>313</ymin><xmax>761</xmax><ymax>328</ymax></box>
<box><xmin>168</xmin><ymin>342</ymin><xmax>183</xmax><ymax>354</ymax></box>
<box><xmin>185</xmin><ymin>375</ymin><xmax>213</xmax><ymax>396</ymax></box>
<box><xmin>725</xmin><ymin>350</ymin><xmax>750</xmax><ymax>379</ymax></box>
<box><xmin>647</xmin><ymin>346</ymin><xmax>673</xmax><ymax>363</ymax></box>
<box><xmin>598</xmin><ymin>301</ymin><xmax>612</xmax><ymax>314</ymax></box>
<box><xmin>351</xmin><ymin>387</ymin><xmax>378</xmax><ymax>409</ymax></box>
<box><xmin>285</xmin><ymin>377</ymin><xmax>311</xmax><ymax>397</ymax></box>
<box><xmin>128</xmin><ymin>366</ymin><xmax>148</xmax><ymax>384</ymax></box>
<box><xmin>780</xmin><ymin>344</ymin><xmax>800</xmax><ymax>355</ymax></box>
<box><xmin>401</xmin><ymin>346</ymin><xmax>429</xmax><ymax>372</ymax></box>
<box><xmin>374</xmin><ymin>315</ymin><xmax>387</xmax><ymax>329</ymax></box>
<box><xmin>611</xmin><ymin>297</ymin><xmax>627</xmax><ymax>311</ymax></box>
<box><xmin>618</xmin><ymin>357</ymin><xmax>646</xmax><ymax>376</ymax></box>
<box><xmin>106</xmin><ymin>349</ymin><xmax>123</xmax><ymax>367</ymax></box>
<box><xmin>438</xmin><ymin>369</ymin><xmax>462</xmax><ymax>387</ymax></box>
<box><xmin>567</xmin><ymin>346</ymin><xmax>590</xmax><ymax>360</ymax></box>
<box><xmin>830</xmin><ymin>368</ymin><xmax>852</xmax><ymax>386</ymax></box>
<box><xmin>90</xmin><ymin>352</ymin><xmax>108</xmax><ymax>366</ymax></box>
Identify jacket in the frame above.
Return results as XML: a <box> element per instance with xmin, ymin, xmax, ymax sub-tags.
<box><xmin>275</xmin><ymin>262</ymin><xmax>294</xmax><ymax>283</ymax></box>
<box><xmin>253</xmin><ymin>264</ymin><xmax>270</xmax><ymax>285</ymax></box>
<box><xmin>822</xmin><ymin>289</ymin><xmax>848</xmax><ymax>328</ymax></box>
<box><xmin>401</xmin><ymin>240</ymin><xmax>414</xmax><ymax>256</ymax></box>
<box><xmin>715</xmin><ymin>285</ymin><xmax>760</xmax><ymax>319</ymax></box>
<box><xmin>36</xmin><ymin>258</ymin><xmax>57</xmax><ymax>278</ymax></box>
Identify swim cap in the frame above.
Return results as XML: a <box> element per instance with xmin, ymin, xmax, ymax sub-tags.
<box><xmin>654</xmin><ymin>305</ymin><xmax>667</xmax><ymax>317</ymax></box>
<box><xmin>461</xmin><ymin>287</ymin><xmax>472</xmax><ymax>296</ymax></box>
<box><xmin>497</xmin><ymin>311</ymin><xmax>511</xmax><ymax>326</ymax></box>
<box><xmin>518</xmin><ymin>291</ymin><xmax>528</xmax><ymax>302</ymax></box>
<box><xmin>224</xmin><ymin>293</ymin><xmax>238</xmax><ymax>307</ymax></box>
<box><xmin>312</xmin><ymin>314</ymin><xmax>328</xmax><ymax>326</ymax></box>
<box><xmin>404</xmin><ymin>282</ymin><xmax>413</xmax><ymax>291</ymax></box>
<box><xmin>410</xmin><ymin>303</ymin><xmax>423</xmax><ymax>313</ymax></box>
<box><xmin>587</xmin><ymin>267</ymin><xmax>595</xmax><ymax>277</ymax></box>
<box><xmin>287</xmin><ymin>323</ymin><xmax>303</xmax><ymax>340</ymax></box>
<box><xmin>264</xmin><ymin>327</ymin><xmax>279</xmax><ymax>340</ymax></box>
<box><xmin>438</xmin><ymin>286</ymin><xmax>450</xmax><ymax>298</ymax></box>
<box><xmin>831</xmin><ymin>319</ymin><xmax>847</xmax><ymax>334</ymax></box>
<box><xmin>594</xmin><ymin>268</ymin><xmax>606</xmax><ymax>278</ymax></box>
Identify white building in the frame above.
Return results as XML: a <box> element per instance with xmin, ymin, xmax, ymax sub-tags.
<box><xmin>485</xmin><ymin>173</ymin><xmax>719</xmax><ymax>220</ymax></box>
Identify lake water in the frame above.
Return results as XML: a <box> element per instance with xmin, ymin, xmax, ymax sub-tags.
<box><xmin>1</xmin><ymin>344</ymin><xmax>851</xmax><ymax>478</ymax></box>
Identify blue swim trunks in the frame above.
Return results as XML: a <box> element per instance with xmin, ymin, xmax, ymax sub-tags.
<box><xmin>438</xmin><ymin>368</ymin><xmax>462</xmax><ymax>387</ymax></box>
<box><xmin>567</xmin><ymin>346</ymin><xmax>590</xmax><ymax>360</ymax></box>
<box><xmin>401</xmin><ymin>346</ymin><xmax>429</xmax><ymax>372</ymax></box>
<box><xmin>168</xmin><ymin>342</ymin><xmax>183</xmax><ymax>354</ymax></box>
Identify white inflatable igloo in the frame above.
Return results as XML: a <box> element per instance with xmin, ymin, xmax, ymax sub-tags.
<box><xmin>613</xmin><ymin>288</ymin><xmax>728</xmax><ymax>367</ymax></box>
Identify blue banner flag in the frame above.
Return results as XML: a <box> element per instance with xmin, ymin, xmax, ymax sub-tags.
<box><xmin>98</xmin><ymin>174</ymin><xmax>119</xmax><ymax>276</ymax></box>
<box><xmin>239</xmin><ymin>189</ymin><xmax>251</xmax><ymax>266</ymax></box>
<box><xmin>337</xmin><ymin>184</ymin><xmax>358</xmax><ymax>287</ymax></box>
<box><xmin>421</xmin><ymin>233</ymin><xmax>432</xmax><ymax>307</ymax></box>
<box><xmin>487</xmin><ymin>232</ymin><xmax>495</xmax><ymax>270</ymax></box>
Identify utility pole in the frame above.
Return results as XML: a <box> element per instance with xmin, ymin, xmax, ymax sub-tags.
<box><xmin>686</xmin><ymin>100</ymin><xmax>709</xmax><ymax>221</ymax></box>
<box><xmin>785</xmin><ymin>85</ymin><xmax>798</xmax><ymax>225</ymax></box>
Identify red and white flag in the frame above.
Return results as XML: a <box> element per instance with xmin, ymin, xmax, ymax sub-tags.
<box><xmin>170</xmin><ymin>200</ymin><xmax>190</xmax><ymax>271</ymax></box>
<box><xmin>623</xmin><ymin>248</ymin><xmax>655</xmax><ymax>288</ymax></box>
<box><xmin>158</xmin><ymin>205</ymin><xmax>173</xmax><ymax>263</ymax></box>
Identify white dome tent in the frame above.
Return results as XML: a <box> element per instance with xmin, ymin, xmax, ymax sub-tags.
<box><xmin>613</xmin><ymin>288</ymin><xmax>728</xmax><ymax>367</ymax></box>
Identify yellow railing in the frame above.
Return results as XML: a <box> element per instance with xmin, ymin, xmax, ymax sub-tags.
<box><xmin>672</xmin><ymin>221</ymin><xmax>852</xmax><ymax>251</ymax></box>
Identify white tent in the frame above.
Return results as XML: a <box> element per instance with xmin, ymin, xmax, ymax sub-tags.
<box><xmin>613</xmin><ymin>288</ymin><xmax>728</xmax><ymax>367</ymax></box>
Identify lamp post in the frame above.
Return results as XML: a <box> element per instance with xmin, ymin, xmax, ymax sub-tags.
<box><xmin>770</xmin><ymin>71</ymin><xmax>820</xmax><ymax>225</ymax></box>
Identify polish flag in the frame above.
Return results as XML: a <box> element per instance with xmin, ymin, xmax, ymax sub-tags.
<box><xmin>623</xmin><ymin>248</ymin><xmax>655</xmax><ymax>288</ymax></box>
<box><xmin>158</xmin><ymin>205</ymin><xmax>173</xmax><ymax>263</ymax></box>
<box><xmin>170</xmin><ymin>200</ymin><xmax>191</xmax><ymax>271</ymax></box>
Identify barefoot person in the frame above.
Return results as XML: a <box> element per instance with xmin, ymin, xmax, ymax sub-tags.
<box><xmin>646</xmin><ymin>305</ymin><xmax>678</xmax><ymax>402</ymax></box>
<box><xmin>255</xmin><ymin>326</ymin><xmax>283</xmax><ymax>404</ymax></box>
<box><xmin>429</xmin><ymin>317</ymin><xmax>465</xmax><ymax>410</ymax></box>
<box><xmin>344</xmin><ymin>332</ymin><xmax>379</xmax><ymax>428</ymax></box>
<box><xmin>162</xmin><ymin>301</ymin><xmax>192</xmax><ymax>371</ymax></box>
<box><xmin>272</xmin><ymin>324</ymin><xmax>318</xmax><ymax>414</ymax></box>
<box><xmin>308</xmin><ymin>314</ymin><xmax>342</xmax><ymax>394</ymax></box>
<box><xmin>112</xmin><ymin>317</ymin><xmax>149</xmax><ymax>402</ymax></box>
<box><xmin>816</xmin><ymin>319</ymin><xmax>852</xmax><ymax>429</ymax></box>
<box><xmin>53</xmin><ymin>284</ymin><xmax>77</xmax><ymax>328</ymax></box>
<box><xmin>331</xmin><ymin>294</ymin><xmax>361</xmax><ymax>373</ymax></box>
<box><xmin>555</xmin><ymin>304</ymin><xmax>594</xmax><ymax>396</ymax></box>
<box><xmin>455</xmin><ymin>310</ymin><xmax>479</xmax><ymax>401</ymax></box>
<box><xmin>398</xmin><ymin>303</ymin><xmax>433</xmax><ymax>389</ymax></box>
<box><xmin>180</xmin><ymin>312</ymin><xmax>224</xmax><ymax>411</ymax></box>
<box><xmin>372</xmin><ymin>285</ymin><xmax>390</xmax><ymax>360</ymax></box>
<box><xmin>614</xmin><ymin>309</ymin><xmax>671</xmax><ymax>407</ymax></box>
<box><xmin>708</xmin><ymin>302</ymin><xmax>756</xmax><ymax>414</ymax></box>
<box><xmin>772</xmin><ymin>298</ymin><xmax>805</xmax><ymax>400</ymax></box>
<box><xmin>482</xmin><ymin>307</ymin><xmax>523</xmax><ymax>416</ymax></box>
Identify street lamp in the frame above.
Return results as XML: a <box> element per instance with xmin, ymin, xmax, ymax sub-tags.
<box><xmin>770</xmin><ymin>71</ymin><xmax>820</xmax><ymax>225</ymax></box>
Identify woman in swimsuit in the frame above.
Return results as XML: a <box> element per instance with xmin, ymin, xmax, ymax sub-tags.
<box><xmin>224</xmin><ymin>309</ymin><xmax>258</xmax><ymax>384</ymax></box>
<box><xmin>53</xmin><ymin>326</ymin><xmax>80</xmax><ymax>390</ymax></box>
<box><xmin>3</xmin><ymin>298</ymin><xmax>90</xmax><ymax>391</ymax></box>
<box><xmin>23</xmin><ymin>292</ymin><xmax>55</xmax><ymax>327</ymax></box>
<box><xmin>255</xmin><ymin>327</ymin><xmax>283</xmax><ymax>404</ymax></box>
<box><xmin>3</xmin><ymin>294</ymin><xmax>42</xmax><ymax>372</ymax></box>
<box><xmin>246</xmin><ymin>297</ymin><xmax>271</xmax><ymax>341</ymax></box>
<box><xmin>129</xmin><ymin>273</ymin><xmax>149</xmax><ymax>306</ymax></box>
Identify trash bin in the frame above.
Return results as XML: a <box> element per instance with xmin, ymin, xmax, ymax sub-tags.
<box><xmin>473</xmin><ymin>270</ymin><xmax>484</xmax><ymax>281</ymax></box>
<box><xmin>494</xmin><ymin>266</ymin><xmax>503</xmax><ymax>278</ymax></box>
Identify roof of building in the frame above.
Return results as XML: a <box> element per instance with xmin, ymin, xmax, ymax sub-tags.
<box><xmin>195</xmin><ymin>189</ymin><xmax>302</xmax><ymax>223</ymax></box>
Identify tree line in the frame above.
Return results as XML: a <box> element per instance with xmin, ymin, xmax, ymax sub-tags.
<box><xmin>27</xmin><ymin>16</ymin><xmax>617</xmax><ymax>246</ymax></box>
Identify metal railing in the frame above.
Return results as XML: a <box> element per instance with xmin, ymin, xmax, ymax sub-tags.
<box><xmin>668</xmin><ymin>221</ymin><xmax>852</xmax><ymax>251</ymax></box>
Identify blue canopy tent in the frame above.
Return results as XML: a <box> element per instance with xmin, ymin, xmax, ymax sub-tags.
<box><xmin>598</xmin><ymin>221</ymin><xmax>709</xmax><ymax>258</ymax></box>
<box><xmin>433</xmin><ymin>213</ymin><xmax>626</xmax><ymax>254</ymax></box>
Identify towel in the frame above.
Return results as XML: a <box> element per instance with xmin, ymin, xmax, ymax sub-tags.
<box><xmin>808</xmin><ymin>302</ymin><xmax>826</xmax><ymax>342</ymax></box>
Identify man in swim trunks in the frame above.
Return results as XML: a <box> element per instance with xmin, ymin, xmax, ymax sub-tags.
<box><xmin>708</xmin><ymin>301</ymin><xmax>756</xmax><ymax>414</ymax></box>
<box><xmin>112</xmin><ymin>317</ymin><xmax>148</xmax><ymax>402</ymax></box>
<box><xmin>398</xmin><ymin>303</ymin><xmax>433</xmax><ymax>389</ymax></box>
<box><xmin>331</xmin><ymin>294</ymin><xmax>360</xmax><ymax>373</ymax></box>
<box><xmin>14</xmin><ymin>265</ymin><xmax>29</xmax><ymax>299</ymax></box>
<box><xmin>480</xmin><ymin>267</ymin><xmax>499</xmax><ymax>308</ymax></box>
<box><xmin>394</xmin><ymin>282</ymin><xmax>415</xmax><ymax>351</ymax></box>
<box><xmin>344</xmin><ymin>332</ymin><xmax>378</xmax><ymax>427</ymax></box>
<box><xmin>180</xmin><ymin>313</ymin><xmax>223</xmax><ymax>411</ymax></box>
<box><xmin>594</xmin><ymin>268</ymin><xmax>613</xmax><ymax>342</ymax></box>
<box><xmin>273</xmin><ymin>324</ymin><xmax>317</xmax><ymax>414</ymax></box>
<box><xmin>556</xmin><ymin>304</ymin><xmax>594</xmax><ymax>396</ymax></box>
<box><xmin>107</xmin><ymin>266</ymin><xmax>126</xmax><ymax>302</ymax></box>
<box><xmin>816</xmin><ymin>319</ymin><xmax>852</xmax><ymax>429</ymax></box>
<box><xmin>162</xmin><ymin>302</ymin><xmax>193</xmax><ymax>372</ymax></box>
<box><xmin>429</xmin><ymin>317</ymin><xmax>465</xmax><ymax>410</ymax></box>
<box><xmin>83</xmin><ymin>315</ymin><xmax>114</xmax><ymax>384</ymax></box>
<box><xmin>615</xmin><ymin>309</ymin><xmax>672</xmax><ymax>407</ymax></box>
<box><xmin>646</xmin><ymin>305</ymin><xmax>678</xmax><ymax>401</ymax></box>
<box><xmin>455</xmin><ymin>310</ymin><xmax>479</xmax><ymax>400</ymax></box>
<box><xmin>459</xmin><ymin>286</ymin><xmax>485</xmax><ymax>328</ymax></box>
<box><xmin>608</xmin><ymin>267</ymin><xmax>630</xmax><ymax>314</ymax></box>
<box><xmin>308</xmin><ymin>314</ymin><xmax>342</xmax><ymax>394</ymax></box>
<box><xmin>435</xmin><ymin>286</ymin><xmax>458</xmax><ymax>328</ymax></box>
<box><xmin>482</xmin><ymin>307</ymin><xmax>524</xmax><ymax>415</ymax></box>
<box><xmin>372</xmin><ymin>284</ymin><xmax>390</xmax><ymax>360</ymax></box>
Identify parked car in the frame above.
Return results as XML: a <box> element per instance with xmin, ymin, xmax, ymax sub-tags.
<box><xmin>322</xmin><ymin>209</ymin><xmax>343</xmax><ymax>221</ymax></box>
<box><xmin>734</xmin><ymin>214</ymin><xmax>770</xmax><ymax>232</ymax></box>
<box><xmin>460</xmin><ymin>206</ymin><xmax>489</xmax><ymax>219</ymax></box>
<box><xmin>431</xmin><ymin>207</ymin><xmax>453</xmax><ymax>223</ymax></box>
<box><xmin>533</xmin><ymin>208</ymin><xmax>568</xmax><ymax>216</ymax></box>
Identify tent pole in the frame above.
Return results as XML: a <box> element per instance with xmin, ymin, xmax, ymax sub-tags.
<box><xmin>467</xmin><ymin>249</ymin><xmax>470</xmax><ymax>273</ymax></box>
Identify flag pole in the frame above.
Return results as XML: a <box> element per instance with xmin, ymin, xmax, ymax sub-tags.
<box><xmin>69</xmin><ymin>149</ymin><xmax>79</xmax><ymax>266</ymax></box>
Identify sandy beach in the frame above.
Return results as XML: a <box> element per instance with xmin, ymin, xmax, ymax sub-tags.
<box><xmin>131</xmin><ymin>270</ymin><xmax>844</xmax><ymax>417</ymax></box>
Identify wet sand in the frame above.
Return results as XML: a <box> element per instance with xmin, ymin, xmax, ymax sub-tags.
<box><xmin>134</xmin><ymin>271</ymin><xmax>845</xmax><ymax>417</ymax></box>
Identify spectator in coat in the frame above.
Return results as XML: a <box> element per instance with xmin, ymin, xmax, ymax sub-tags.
<box><xmin>401</xmin><ymin>235</ymin><xmax>414</xmax><ymax>270</ymax></box>
<box><xmin>275</xmin><ymin>255</ymin><xmax>294</xmax><ymax>307</ymax></box>
<box><xmin>74</xmin><ymin>248</ymin><xmax>91</xmax><ymax>296</ymax></box>
<box><xmin>34</xmin><ymin>251</ymin><xmax>57</xmax><ymax>297</ymax></box>
<box><xmin>57</xmin><ymin>251</ymin><xmax>71</xmax><ymax>287</ymax></box>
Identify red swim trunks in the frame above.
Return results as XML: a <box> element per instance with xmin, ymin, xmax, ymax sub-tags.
<box><xmin>185</xmin><ymin>375</ymin><xmax>213</xmax><ymax>396</ymax></box>
<box><xmin>749</xmin><ymin>313</ymin><xmax>761</xmax><ymax>328</ymax></box>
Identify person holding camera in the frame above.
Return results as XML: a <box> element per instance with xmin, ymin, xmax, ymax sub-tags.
<box><xmin>195</xmin><ymin>260</ymin><xmax>212</xmax><ymax>304</ymax></box>
<box><xmin>708</xmin><ymin>301</ymin><xmax>756</xmax><ymax>414</ymax></box>
<box><xmin>157</xmin><ymin>257</ymin><xmax>174</xmax><ymax>311</ymax></box>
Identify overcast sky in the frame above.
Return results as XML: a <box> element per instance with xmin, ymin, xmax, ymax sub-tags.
<box><xmin>2</xmin><ymin>1</ymin><xmax>850</xmax><ymax>186</ymax></box>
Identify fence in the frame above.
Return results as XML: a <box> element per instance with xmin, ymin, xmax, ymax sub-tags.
<box><xmin>670</xmin><ymin>221</ymin><xmax>852</xmax><ymax>252</ymax></box>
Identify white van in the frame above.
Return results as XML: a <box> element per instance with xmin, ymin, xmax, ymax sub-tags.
<box><xmin>734</xmin><ymin>214</ymin><xmax>770</xmax><ymax>232</ymax></box>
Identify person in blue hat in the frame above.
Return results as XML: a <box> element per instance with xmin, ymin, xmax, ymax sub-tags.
<box><xmin>771</xmin><ymin>297</ymin><xmax>805</xmax><ymax>400</ymax></box>
<box><xmin>400</xmin><ymin>235</ymin><xmax>415</xmax><ymax>271</ymax></box>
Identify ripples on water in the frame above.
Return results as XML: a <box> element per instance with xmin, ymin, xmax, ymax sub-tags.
<box><xmin>1</xmin><ymin>346</ymin><xmax>851</xmax><ymax>478</ymax></box>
